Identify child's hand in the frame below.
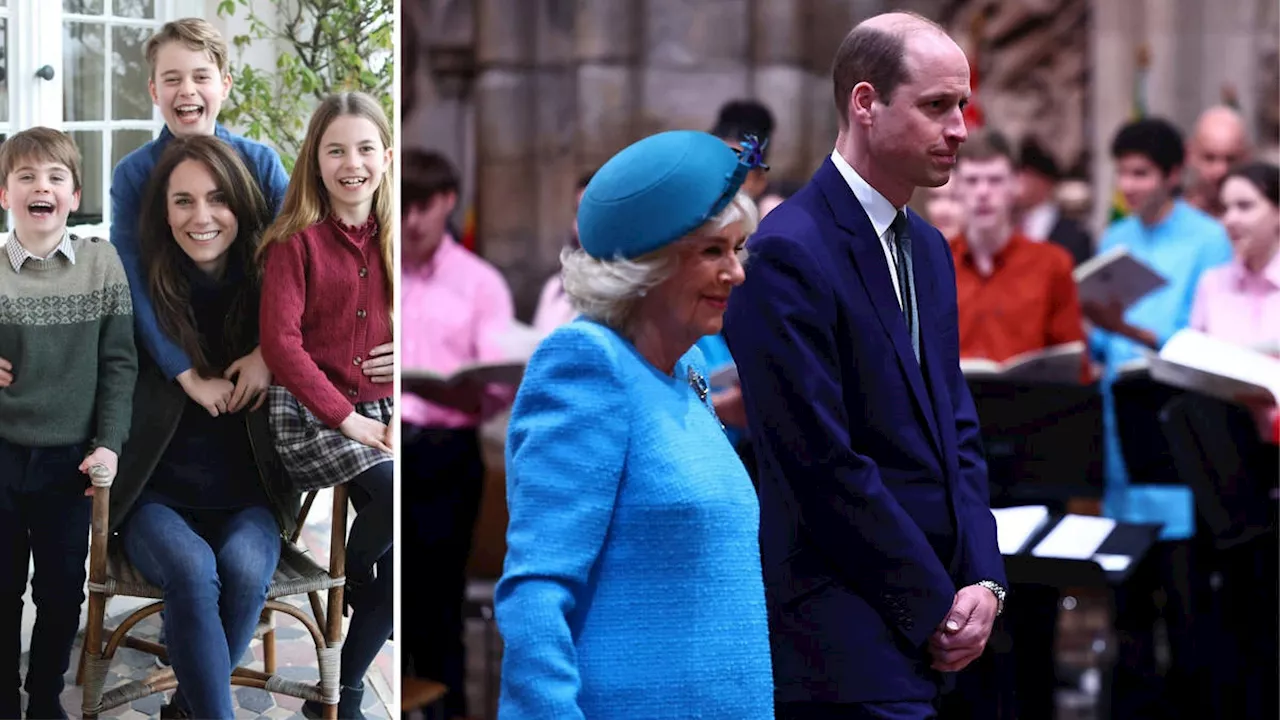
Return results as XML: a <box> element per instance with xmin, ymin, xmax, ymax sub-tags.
<box><xmin>362</xmin><ymin>343</ymin><xmax>394</xmax><ymax>384</ymax></box>
<box><xmin>338</xmin><ymin>412</ymin><xmax>392</xmax><ymax>453</ymax></box>
<box><xmin>382</xmin><ymin>418</ymin><xmax>395</xmax><ymax>451</ymax></box>
<box><xmin>79</xmin><ymin>447</ymin><xmax>118</xmax><ymax>496</ymax></box>
<box><xmin>177</xmin><ymin>369</ymin><xmax>235</xmax><ymax>417</ymax></box>
<box><xmin>225</xmin><ymin>347</ymin><xmax>272</xmax><ymax>413</ymax></box>
<box><xmin>0</xmin><ymin>356</ymin><xmax>12</xmax><ymax>388</ymax></box>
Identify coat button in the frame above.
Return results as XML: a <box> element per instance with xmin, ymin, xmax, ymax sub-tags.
<box><xmin>357</xmin><ymin>309</ymin><xmax>367</xmax><ymax>319</ymax></box>
<box><xmin>359</xmin><ymin>267</ymin><xmax>368</xmax><ymax>278</ymax></box>
<box><xmin>353</xmin><ymin>356</ymin><xmax>363</xmax><ymax>365</ymax></box>
<box><xmin>348</xmin><ymin>389</ymin><xmax>358</xmax><ymax>397</ymax></box>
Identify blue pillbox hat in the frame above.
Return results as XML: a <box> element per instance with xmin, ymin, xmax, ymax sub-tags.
<box><xmin>577</xmin><ymin>130</ymin><xmax>767</xmax><ymax>260</ymax></box>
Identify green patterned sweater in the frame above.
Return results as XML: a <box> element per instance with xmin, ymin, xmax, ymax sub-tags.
<box><xmin>0</xmin><ymin>235</ymin><xmax>138</xmax><ymax>453</ymax></box>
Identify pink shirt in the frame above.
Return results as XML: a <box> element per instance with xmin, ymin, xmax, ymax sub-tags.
<box><xmin>1190</xmin><ymin>250</ymin><xmax>1280</xmax><ymax>441</ymax></box>
<box><xmin>401</xmin><ymin>236</ymin><xmax>517</xmax><ymax>429</ymax></box>
<box><xmin>531</xmin><ymin>274</ymin><xmax>578</xmax><ymax>334</ymax></box>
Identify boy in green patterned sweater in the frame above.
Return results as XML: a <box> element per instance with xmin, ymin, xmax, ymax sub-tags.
<box><xmin>0</xmin><ymin>127</ymin><xmax>137</xmax><ymax>719</ymax></box>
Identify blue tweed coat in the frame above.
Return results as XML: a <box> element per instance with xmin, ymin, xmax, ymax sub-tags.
<box><xmin>494</xmin><ymin>318</ymin><xmax>774</xmax><ymax>719</ymax></box>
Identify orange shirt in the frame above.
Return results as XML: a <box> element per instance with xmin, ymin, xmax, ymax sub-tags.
<box><xmin>951</xmin><ymin>233</ymin><xmax>1087</xmax><ymax>378</ymax></box>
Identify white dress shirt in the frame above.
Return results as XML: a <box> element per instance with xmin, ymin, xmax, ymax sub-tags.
<box><xmin>1021</xmin><ymin>201</ymin><xmax>1059</xmax><ymax>242</ymax></box>
<box><xmin>830</xmin><ymin>149</ymin><xmax>906</xmax><ymax>309</ymax></box>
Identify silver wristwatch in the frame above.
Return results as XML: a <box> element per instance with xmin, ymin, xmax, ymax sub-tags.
<box><xmin>976</xmin><ymin>580</ymin><xmax>1006</xmax><ymax>616</ymax></box>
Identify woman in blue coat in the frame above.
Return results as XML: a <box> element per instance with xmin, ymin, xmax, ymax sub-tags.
<box><xmin>494</xmin><ymin>130</ymin><xmax>774</xmax><ymax>719</ymax></box>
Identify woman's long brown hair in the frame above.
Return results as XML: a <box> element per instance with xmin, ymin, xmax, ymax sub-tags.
<box><xmin>257</xmin><ymin>92</ymin><xmax>395</xmax><ymax>322</ymax></box>
<box><xmin>138</xmin><ymin>135</ymin><xmax>274</xmax><ymax>377</ymax></box>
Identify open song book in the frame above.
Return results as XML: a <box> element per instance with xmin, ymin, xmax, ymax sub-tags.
<box><xmin>991</xmin><ymin>505</ymin><xmax>1052</xmax><ymax>555</ymax></box>
<box><xmin>1073</xmin><ymin>245</ymin><xmax>1167</xmax><ymax>310</ymax></box>
<box><xmin>960</xmin><ymin>341</ymin><xmax>1085</xmax><ymax>384</ymax></box>
<box><xmin>1148</xmin><ymin>329</ymin><xmax>1280</xmax><ymax>405</ymax></box>
<box><xmin>403</xmin><ymin>321</ymin><xmax>547</xmax><ymax>394</ymax></box>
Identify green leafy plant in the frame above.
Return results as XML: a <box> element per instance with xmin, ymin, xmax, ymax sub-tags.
<box><xmin>216</xmin><ymin>0</ymin><xmax>394</xmax><ymax>172</ymax></box>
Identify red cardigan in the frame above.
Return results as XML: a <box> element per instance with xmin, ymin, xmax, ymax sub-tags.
<box><xmin>260</xmin><ymin>215</ymin><xmax>393</xmax><ymax>427</ymax></box>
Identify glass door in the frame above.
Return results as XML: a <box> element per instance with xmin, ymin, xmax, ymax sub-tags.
<box><xmin>1</xmin><ymin>0</ymin><xmax>198</xmax><ymax>238</ymax></box>
<box><xmin>62</xmin><ymin>0</ymin><xmax>168</xmax><ymax>234</ymax></box>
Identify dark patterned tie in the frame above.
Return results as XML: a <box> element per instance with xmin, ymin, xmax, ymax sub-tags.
<box><xmin>891</xmin><ymin>210</ymin><xmax>919</xmax><ymax>362</ymax></box>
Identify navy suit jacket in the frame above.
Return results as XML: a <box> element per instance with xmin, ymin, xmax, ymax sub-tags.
<box><xmin>724</xmin><ymin>158</ymin><xmax>1007</xmax><ymax>704</ymax></box>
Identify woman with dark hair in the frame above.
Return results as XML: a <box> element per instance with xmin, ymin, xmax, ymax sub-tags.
<box><xmin>110</xmin><ymin>135</ymin><xmax>298</xmax><ymax>720</ymax></box>
<box><xmin>1190</xmin><ymin>161</ymin><xmax>1280</xmax><ymax>440</ymax></box>
<box><xmin>1184</xmin><ymin>160</ymin><xmax>1279</xmax><ymax>719</ymax></box>
<box><xmin>1191</xmin><ymin>162</ymin><xmax>1280</xmax><ymax>344</ymax></box>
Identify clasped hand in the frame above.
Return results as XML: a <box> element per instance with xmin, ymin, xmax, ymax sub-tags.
<box><xmin>928</xmin><ymin>584</ymin><xmax>998</xmax><ymax>672</ymax></box>
<box><xmin>178</xmin><ymin>346</ymin><xmax>271</xmax><ymax>417</ymax></box>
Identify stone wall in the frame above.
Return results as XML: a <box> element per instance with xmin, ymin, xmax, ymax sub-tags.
<box><xmin>406</xmin><ymin>0</ymin><xmax>1280</xmax><ymax>320</ymax></box>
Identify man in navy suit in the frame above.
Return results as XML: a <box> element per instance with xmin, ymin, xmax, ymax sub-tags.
<box><xmin>724</xmin><ymin>12</ymin><xmax>1007</xmax><ymax>719</ymax></box>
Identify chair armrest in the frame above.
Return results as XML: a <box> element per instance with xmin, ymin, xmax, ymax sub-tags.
<box><xmin>88</xmin><ymin>465</ymin><xmax>113</xmax><ymax>587</ymax></box>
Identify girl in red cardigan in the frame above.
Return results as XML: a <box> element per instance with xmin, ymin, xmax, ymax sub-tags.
<box><xmin>257</xmin><ymin>92</ymin><xmax>394</xmax><ymax>719</ymax></box>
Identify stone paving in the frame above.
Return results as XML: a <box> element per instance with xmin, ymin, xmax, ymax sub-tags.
<box><xmin>19</xmin><ymin>489</ymin><xmax>395</xmax><ymax>719</ymax></box>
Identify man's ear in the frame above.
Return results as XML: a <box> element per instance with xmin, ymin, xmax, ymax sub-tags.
<box><xmin>850</xmin><ymin>82</ymin><xmax>880</xmax><ymax>128</ymax></box>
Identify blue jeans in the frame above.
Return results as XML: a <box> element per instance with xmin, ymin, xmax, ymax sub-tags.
<box><xmin>0</xmin><ymin>438</ymin><xmax>91</xmax><ymax>719</ymax></box>
<box><xmin>123</xmin><ymin>502</ymin><xmax>280</xmax><ymax>720</ymax></box>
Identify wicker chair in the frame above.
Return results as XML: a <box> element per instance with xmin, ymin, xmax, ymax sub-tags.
<box><xmin>75</xmin><ymin>472</ymin><xmax>349</xmax><ymax>720</ymax></box>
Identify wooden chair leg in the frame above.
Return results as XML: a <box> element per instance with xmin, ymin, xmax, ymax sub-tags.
<box><xmin>75</xmin><ymin>637</ymin><xmax>87</xmax><ymax>686</ymax></box>
<box><xmin>322</xmin><ymin>486</ymin><xmax>349</xmax><ymax>720</ymax></box>
<box><xmin>79</xmin><ymin>590</ymin><xmax>109</xmax><ymax>719</ymax></box>
<box><xmin>263</xmin><ymin>628</ymin><xmax>276</xmax><ymax>674</ymax></box>
<box><xmin>83</xmin><ymin>480</ymin><xmax>111</xmax><ymax>717</ymax></box>
<box><xmin>260</xmin><ymin>607</ymin><xmax>277</xmax><ymax>674</ymax></box>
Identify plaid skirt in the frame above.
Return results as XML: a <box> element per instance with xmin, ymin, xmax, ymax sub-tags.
<box><xmin>267</xmin><ymin>385</ymin><xmax>394</xmax><ymax>491</ymax></box>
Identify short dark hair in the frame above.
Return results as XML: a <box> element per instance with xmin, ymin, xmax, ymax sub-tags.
<box><xmin>1110</xmin><ymin>118</ymin><xmax>1185</xmax><ymax>176</ymax></box>
<box><xmin>957</xmin><ymin>129</ymin><xmax>1015</xmax><ymax>165</ymax></box>
<box><xmin>830</xmin><ymin>12</ymin><xmax>944</xmax><ymax>128</ymax></box>
<box><xmin>1018</xmin><ymin>137</ymin><xmax>1060</xmax><ymax>180</ymax></box>
<box><xmin>401</xmin><ymin>150</ymin><xmax>460</xmax><ymax>206</ymax></box>
<box><xmin>710</xmin><ymin>99</ymin><xmax>776</xmax><ymax>157</ymax></box>
<box><xmin>1225</xmin><ymin>161</ymin><xmax>1280</xmax><ymax>207</ymax></box>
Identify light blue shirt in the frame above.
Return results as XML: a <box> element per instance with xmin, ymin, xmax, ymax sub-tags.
<box><xmin>1091</xmin><ymin>199</ymin><xmax>1233</xmax><ymax>539</ymax></box>
<box><xmin>694</xmin><ymin>333</ymin><xmax>746</xmax><ymax>446</ymax></box>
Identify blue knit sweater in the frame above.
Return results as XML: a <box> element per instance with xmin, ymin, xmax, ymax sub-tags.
<box><xmin>495</xmin><ymin>319</ymin><xmax>774</xmax><ymax>719</ymax></box>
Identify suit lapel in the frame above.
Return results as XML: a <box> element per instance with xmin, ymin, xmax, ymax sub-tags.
<box><xmin>814</xmin><ymin>161</ymin><xmax>944</xmax><ymax>459</ymax></box>
<box><xmin>907</xmin><ymin>212</ymin><xmax>951</xmax><ymax>465</ymax></box>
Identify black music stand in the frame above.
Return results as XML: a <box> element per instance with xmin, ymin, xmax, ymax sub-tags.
<box><xmin>966</xmin><ymin>379</ymin><xmax>1105</xmax><ymax>506</ymax></box>
<box><xmin>1159</xmin><ymin>393</ymin><xmax>1279</xmax><ymax>548</ymax></box>
<box><xmin>1110</xmin><ymin>371</ymin><xmax>1184</xmax><ymax>484</ymax></box>
<box><xmin>997</xmin><ymin>512</ymin><xmax>1163</xmax><ymax>720</ymax></box>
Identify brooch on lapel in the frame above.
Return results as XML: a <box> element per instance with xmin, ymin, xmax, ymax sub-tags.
<box><xmin>688</xmin><ymin>366</ymin><xmax>725</xmax><ymax>431</ymax></box>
